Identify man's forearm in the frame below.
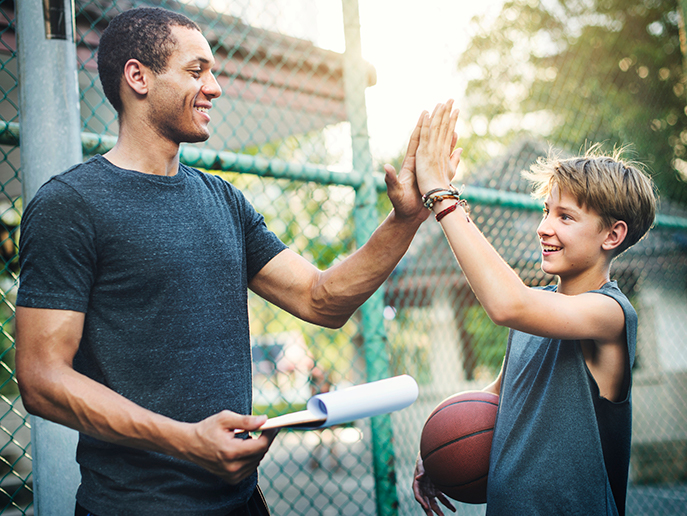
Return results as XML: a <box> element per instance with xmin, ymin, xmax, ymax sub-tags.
<box><xmin>21</xmin><ymin>364</ymin><xmax>192</xmax><ymax>458</ymax></box>
<box><xmin>310</xmin><ymin>209</ymin><xmax>423</xmax><ymax>325</ymax></box>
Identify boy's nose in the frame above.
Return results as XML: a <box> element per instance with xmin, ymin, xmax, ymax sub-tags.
<box><xmin>537</xmin><ymin>218</ymin><xmax>552</xmax><ymax>238</ymax></box>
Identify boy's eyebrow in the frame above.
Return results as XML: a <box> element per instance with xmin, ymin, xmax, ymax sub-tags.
<box><xmin>546</xmin><ymin>199</ymin><xmax>583</xmax><ymax>214</ymax></box>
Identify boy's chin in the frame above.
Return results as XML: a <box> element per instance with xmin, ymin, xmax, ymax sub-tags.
<box><xmin>540</xmin><ymin>261</ymin><xmax>557</xmax><ymax>276</ymax></box>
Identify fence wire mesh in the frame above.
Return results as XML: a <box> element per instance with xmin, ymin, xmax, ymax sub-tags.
<box><xmin>0</xmin><ymin>0</ymin><xmax>686</xmax><ymax>515</ymax></box>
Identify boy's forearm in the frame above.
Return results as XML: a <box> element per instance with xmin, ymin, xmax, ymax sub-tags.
<box><xmin>430</xmin><ymin>198</ymin><xmax>528</xmax><ymax>326</ymax></box>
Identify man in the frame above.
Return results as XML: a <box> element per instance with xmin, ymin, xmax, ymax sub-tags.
<box><xmin>15</xmin><ymin>7</ymin><xmax>429</xmax><ymax>516</ymax></box>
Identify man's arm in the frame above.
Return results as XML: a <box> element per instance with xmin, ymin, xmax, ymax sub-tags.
<box><xmin>249</xmin><ymin>113</ymin><xmax>435</xmax><ymax>328</ymax></box>
<box><xmin>250</xmin><ymin>209</ymin><xmax>421</xmax><ymax>328</ymax></box>
<box><xmin>15</xmin><ymin>306</ymin><xmax>277</xmax><ymax>484</ymax></box>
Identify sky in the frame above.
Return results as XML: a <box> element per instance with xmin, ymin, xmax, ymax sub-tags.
<box><xmin>314</xmin><ymin>0</ymin><xmax>505</xmax><ymax>162</ymax></box>
<box><xmin>204</xmin><ymin>0</ymin><xmax>505</xmax><ymax>166</ymax></box>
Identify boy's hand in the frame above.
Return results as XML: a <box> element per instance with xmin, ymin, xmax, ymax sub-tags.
<box><xmin>413</xmin><ymin>453</ymin><xmax>457</xmax><ymax>515</ymax></box>
<box><xmin>415</xmin><ymin>100</ymin><xmax>462</xmax><ymax>196</ymax></box>
<box><xmin>383</xmin><ymin>112</ymin><xmax>431</xmax><ymax>223</ymax></box>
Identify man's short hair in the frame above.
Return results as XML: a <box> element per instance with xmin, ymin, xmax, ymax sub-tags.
<box><xmin>524</xmin><ymin>145</ymin><xmax>657</xmax><ymax>256</ymax></box>
<box><xmin>97</xmin><ymin>7</ymin><xmax>200</xmax><ymax>113</ymax></box>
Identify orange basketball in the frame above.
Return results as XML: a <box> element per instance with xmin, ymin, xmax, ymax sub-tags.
<box><xmin>420</xmin><ymin>391</ymin><xmax>499</xmax><ymax>504</ymax></box>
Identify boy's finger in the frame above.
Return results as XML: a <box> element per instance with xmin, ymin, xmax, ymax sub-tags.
<box><xmin>442</xmin><ymin>102</ymin><xmax>458</xmax><ymax>153</ymax></box>
<box><xmin>437</xmin><ymin>100</ymin><xmax>453</xmax><ymax>146</ymax></box>
<box><xmin>429</xmin><ymin>102</ymin><xmax>445</xmax><ymax>137</ymax></box>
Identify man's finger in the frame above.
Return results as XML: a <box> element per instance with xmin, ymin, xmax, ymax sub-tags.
<box><xmin>404</xmin><ymin>111</ymin><xmax>425</xmax><ymax>159</ymax></box>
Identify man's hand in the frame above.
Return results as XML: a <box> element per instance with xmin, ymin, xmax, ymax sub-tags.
<box><xmin>415</xmin><ymin>100</ymin><xmax>462</xmax><ymax>196</ymax></box>
<box><xmin>185</xmin><ymin>411</ymin><xmax>279</xmax><ymax>484</ymax></box>
<box><xmin>413</xmin><ymin>453</ymin><xmax>456</xmax><ymax>516</ymax></box>
<box><xmin>383</xmin><ymin>112</ymin><xmax>432</xmax><ymax>223</ymax></box>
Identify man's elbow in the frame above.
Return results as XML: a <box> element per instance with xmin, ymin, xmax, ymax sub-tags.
<box><xmin>17</xmin><ymin>379</ymin><xmax>45</xmax><ymax>417</ymax></box>
<box><xmin>16</xmin><ymin>366</ymin><xmax>55</xmax><ymax>418</ymax></box>
<box><xmin>307</xmin><ymin>311</ymin><xmax>351</xmax><ymax>330</ymax></box>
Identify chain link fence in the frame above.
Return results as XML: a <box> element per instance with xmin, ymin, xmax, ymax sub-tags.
<box><xmin>0</xmin><ymin>0</ymin><xmax>686</xmax><ymax>514</ymax></box>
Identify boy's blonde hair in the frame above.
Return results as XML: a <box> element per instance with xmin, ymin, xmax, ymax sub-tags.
<box><xmin>524</xmin><ymin>145</ymin><xmax>657</xmax><ymax>256</ymax></box>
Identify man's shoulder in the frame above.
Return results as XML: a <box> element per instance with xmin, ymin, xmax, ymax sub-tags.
<box><xmin>180</xmin><ymin>163</ymin><xmax>250</xmax><ymax>203</ymax></box>
<box><xmin>37</xmin><ymin>156</ymin><xmax>109</xmax><ymax>195</ymax></box>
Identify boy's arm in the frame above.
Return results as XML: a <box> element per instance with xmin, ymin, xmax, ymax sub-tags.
<box><xmin>413</xmin><ymin>101</ymin><xmax>626</xmax><ymax>346</ymax></box>
<box><xmin>482</xmin><ymin>360</ymin><xmax>503</xmax><ymax>396</ymax></box>
<box><xmin>15</xmin><ymin>306</ymin><xmax>278</xmax><ymax>484</ymax></box>
<box><xmin>249</xmin><ymin>114</ymin><xmax>430</xmax><ymax>329</ymax></box>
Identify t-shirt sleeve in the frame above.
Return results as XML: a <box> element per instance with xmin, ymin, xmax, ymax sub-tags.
<box><xmin>237</xmin><ymin>191</ymin><xmax>287</xmax><ymax>282</ymax></box>
<box><xmin>17</xmin><ymin>179</ymin><xmax>97</xmax><ymax>312</ymax></box>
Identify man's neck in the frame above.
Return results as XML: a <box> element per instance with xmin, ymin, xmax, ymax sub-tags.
<box><xmin>104</xmin><ymin>122</ymin><xmax>181</xmax><ymax>177</ymax></box>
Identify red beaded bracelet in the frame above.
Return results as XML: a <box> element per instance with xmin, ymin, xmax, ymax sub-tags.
<box><xmin>435</xmin><ymin>199</ymin><xmax>470</xmax><ymax>222</ymax></box>
<box><xmin>435</xmin><ymin>202</ymin><xmax>459</xmax><ymax>222</ymax></box>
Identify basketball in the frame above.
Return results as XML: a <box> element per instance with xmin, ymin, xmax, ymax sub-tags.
<box><xmin>420</xmin><ymin>390</ymin><xmax>499</xmax><ymax>504</ymax></box>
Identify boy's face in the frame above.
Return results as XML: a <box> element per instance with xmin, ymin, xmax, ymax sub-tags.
<box><xmin>536</xmin><ymin>184</ymin><xmax>609</xmax><ymax>281</ymax></box>
<box><xmin>145</xmin><ymin>26</ymin><xmax>222</xmax><ymax>144</ymax></box>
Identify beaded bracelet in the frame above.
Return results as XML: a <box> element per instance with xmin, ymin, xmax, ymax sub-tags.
<box><xmin>435</xmin><ymin>199</ymin><xmax>470</xmax><ymax>223</ymax></box>
<box><xmin>435</xmin><ymin>202</ymin><xmax>458</xmax><ymax>222</ymax></box>
<box><xmin>422</xmin><ymin>184</ymin><xmax>464</xmax><ymax>210</ymax></box>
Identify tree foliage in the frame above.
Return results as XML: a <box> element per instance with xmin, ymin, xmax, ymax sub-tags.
<box><xmin>458</xmin><ymin>0</ymin><xmax>687</xmax><ymax>206</ymax></box>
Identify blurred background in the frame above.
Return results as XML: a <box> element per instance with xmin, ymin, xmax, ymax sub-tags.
<box><xmin>0</xmin><ymin>0</ymin><xmax>686</xmax><ymax>514</ymax></box>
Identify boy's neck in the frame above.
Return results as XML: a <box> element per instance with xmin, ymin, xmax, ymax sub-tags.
<box><xmin>556</xmin><ymin>266</ymin><xmax>611</xmax><ymax>296</ymax></box>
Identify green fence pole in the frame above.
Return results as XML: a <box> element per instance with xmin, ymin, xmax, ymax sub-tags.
<box><xmin>341</xmin><ymin>1</ymin><xmax>399</xmax><ymax>515</ymax></box>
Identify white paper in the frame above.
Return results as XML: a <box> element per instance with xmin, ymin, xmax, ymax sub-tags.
<box><xmin>259</xmin><ymin>375</ymin><xmax>419</xmax><ymax>430</ymax></box>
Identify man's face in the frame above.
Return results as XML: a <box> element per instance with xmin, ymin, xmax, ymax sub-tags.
<box><xmin>146</xmin><ymin>26</ymin><xmax>222</xmax><ymax>144</ymax></box>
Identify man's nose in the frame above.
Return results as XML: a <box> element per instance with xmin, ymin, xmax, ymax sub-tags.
<box><xmin>203</xmin><ymin>73</ymin><xmax>222</xmax><ymax>99</ymax></box>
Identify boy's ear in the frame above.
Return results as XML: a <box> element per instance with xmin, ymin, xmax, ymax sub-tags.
<box><xmin>122</xmin><ymin>59</ymin><xmax>151</xmax><ymax>96</ymax></box>
<box><xmin>602</xmin><ymin>220</ymin><xmax>628</xmax><ymax>252</ymax></box>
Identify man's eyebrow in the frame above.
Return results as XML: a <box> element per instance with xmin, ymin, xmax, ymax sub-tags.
<box><xmin>185</xmin><ymin>56</ymin><xmax>213</xmax><ymax>66</ymax></box>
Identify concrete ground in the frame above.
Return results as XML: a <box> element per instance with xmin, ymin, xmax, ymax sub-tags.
<box><xmin>259</xmin><ymin>427</ymin><xmax>687</xmax><ymax>516</ymax></box>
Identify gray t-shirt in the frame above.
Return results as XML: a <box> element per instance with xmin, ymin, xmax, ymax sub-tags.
<box><xmin>487</xmin><ymin>282</ymin><xmax>636</xmax><ymax>516</ymax></box>
<box><xmin>17</xmin><ymin>155</ymin><xmax>287</xmax><ymax>515</ymax></box>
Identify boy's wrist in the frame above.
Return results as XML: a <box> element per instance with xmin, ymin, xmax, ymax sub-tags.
<box><xmin>431</xmin><ymin>197</ymin><xmax>471</xmax><ymax>223</ymax></box>
<box><xmin>421</xmin><ymin>184</ymin><xmax>463</xmax><ymax>210</ymax></box>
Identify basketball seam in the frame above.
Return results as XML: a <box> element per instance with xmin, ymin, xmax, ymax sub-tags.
<box><xmin>435</xmin><ymin>472</ymin><xmax>488</xmax><ymax>489</ymax></box>
<box><xmin>425</xmin><ymin>399</ymin><xmax>498</xmax><ymax>426</ymax></box>
<box><xmin>422</xmin><ymin>428</ymin><xmax>493</xmax><ymax>462</ymax></box>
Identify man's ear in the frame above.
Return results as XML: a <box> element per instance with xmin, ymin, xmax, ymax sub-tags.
<box><xmin>602</xmin><ymin>220</ymin><xmax>628</xmax><ymax>252</ymax></box>
<box><xmin>122</xmin><ymin>59</ymin><xmax>150</xmax><ymax>96</ymax></box>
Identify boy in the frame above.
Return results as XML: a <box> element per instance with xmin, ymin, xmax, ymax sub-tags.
<box><xmin>410</xmin><ymin>101</ymin><xmax>656</xmax><ymax>515</ymax></box>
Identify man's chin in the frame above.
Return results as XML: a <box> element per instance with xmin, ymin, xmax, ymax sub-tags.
<box><xmin>179</xmin><ymin>132</ymin><xmax>211</xmax><ymax>145</ymax></box>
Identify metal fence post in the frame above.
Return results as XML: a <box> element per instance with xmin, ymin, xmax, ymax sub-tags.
<box><xmin>341</xmin><ymin>1</ymin><xmax>399</xmax><ymax>515</ymax></box>
<box><xmin>16</xmin><ymin>0</ymin><xmax>83</xmax><ymax>513</ymax></box>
